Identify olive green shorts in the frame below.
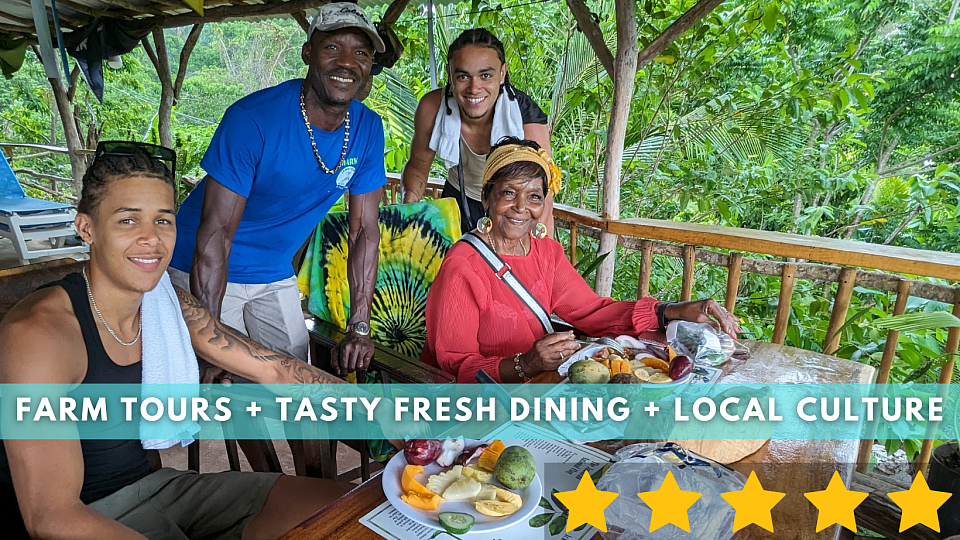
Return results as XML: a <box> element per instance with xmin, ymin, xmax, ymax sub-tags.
<box><xmin>88</xmin><ymin>467</ymin><xmax>282</xmax><ymax>540</ymax></box>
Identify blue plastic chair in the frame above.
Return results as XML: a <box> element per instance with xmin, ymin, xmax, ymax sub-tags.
<box><xmin>0</xmin><ymin>153</ymin><xmax>87</xmax><ymax>264</ymax></box>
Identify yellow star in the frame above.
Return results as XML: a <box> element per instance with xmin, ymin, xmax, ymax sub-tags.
<box><xmin>721</xmin><ymin>471</ymin><xmax>785</xmax><ymax>532</ymax></box>
<box><xmin>888</xmin><ymin>473</ymin><xmax>952</xmax><ymax>532</ymax></box>
<box><xmin>638</xmin><ymin>470</ymin><xmax>702</xmax><ymax>532</ymax></box>
<box><xmin>554</xmin><ymin>471</ymin><xmax>619</xmax><ymax>532</ymax></box>
<box><xmin>804</xmin><ymin>471</ymin><xmax>869</xmax><ymax>532</ymax></box>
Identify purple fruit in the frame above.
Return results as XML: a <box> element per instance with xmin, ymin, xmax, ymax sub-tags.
<box><xmin>454</xmin><ymin>445</ymin><xmax>488</xmax><ymax>466</ymax></box>
<box><xmin>404</xmin><ymin>439</ymin><xmax>442</xmax><ymax>465</ymax></box>
<box><xmin>669</xmin><ymin>355</ymin><xmax>693</xmax><ymax>380</ymax></box>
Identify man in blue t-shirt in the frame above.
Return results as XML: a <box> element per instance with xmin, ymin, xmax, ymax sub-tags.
<box><xmin>170</xmin><ymin>4</ymin><xmax>386</xmax><ymax>420</ymax></box>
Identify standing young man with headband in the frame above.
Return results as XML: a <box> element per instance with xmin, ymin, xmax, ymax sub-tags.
<box><xmin>168</xmin><ymin>2</ymin><xmax>387</xmax><ymax>471</ymax></box>
<box><xmin>400</xmin><ymin>29</ymin><xmax>558</xmax><ymax>235</ymax></box>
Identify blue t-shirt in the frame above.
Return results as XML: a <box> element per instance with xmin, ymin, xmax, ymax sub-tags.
<box><xmin>171</xmin><ymin>79</ymin><xmax>386</xmax><ymax>284</ymax></box>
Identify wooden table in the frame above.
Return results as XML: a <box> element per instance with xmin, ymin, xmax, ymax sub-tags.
<box><xmin>280</xmin><ymin>341</ymin><xmax>874</xmax><ymax>540</ymax></box>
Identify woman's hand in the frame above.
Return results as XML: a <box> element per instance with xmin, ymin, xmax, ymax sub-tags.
<box><xmin>664</xmin><ymin>299</ymin><xmax>741</xmax><ymax>336</ymax></box>
<box><xmin>520</xmin><ymin>331</ymin><xmax>582</xmax><ymax>376</ymax></box>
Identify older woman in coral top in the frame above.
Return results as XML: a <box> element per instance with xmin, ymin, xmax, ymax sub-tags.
<box><xmin>421</xmin><ymin>137</ymin><xmax>740</xmax><ymax>383</ymax></box>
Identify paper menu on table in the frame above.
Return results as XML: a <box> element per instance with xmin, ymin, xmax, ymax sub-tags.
<box><xmin>359</xmin><ymin>421</ymin><xmax>612</xmax><ymax>540</ymax></box>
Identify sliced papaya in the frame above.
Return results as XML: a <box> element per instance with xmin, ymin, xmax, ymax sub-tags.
<box><xmin>477</xmin><ymin>440</ymin><xmax>505</xmax><ymax>471</ymax></box>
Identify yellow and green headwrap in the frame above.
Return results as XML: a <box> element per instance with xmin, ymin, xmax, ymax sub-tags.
<box><xmin>482</xmin><ymin>144</ymin><xmax>562</xmax><ymax>195</ymax></box>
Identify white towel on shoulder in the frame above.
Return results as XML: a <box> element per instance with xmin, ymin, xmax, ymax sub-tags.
<box><xmin>428</xmin><ymin>89</ymin><xmax>525</xmax><ymax>169</ymax></box>
<box><xmin>140</xmin><ymin>272</ymin><xmax>201</xmax><ymax>450</ymax></box>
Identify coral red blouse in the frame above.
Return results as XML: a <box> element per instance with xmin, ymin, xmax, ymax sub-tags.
<box><xmin>420</xmin><ymin>236</ymin><xmax>660</xmax><ymax>382</ymax></box>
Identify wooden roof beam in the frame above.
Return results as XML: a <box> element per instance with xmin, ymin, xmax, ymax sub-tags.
<box><xmin>161</xmin><ymin>0</ymin><xmax>331</xmax><ymax>27</ymax></box>
<box><xmin>636</xmin><ymin>0</ymin><xmax>726</xmax><ymax>69</ymax></box>
<box><xmin>381</xmin><ymin>0</ymin><xmax>410</xmax><ymax>25</ymax></box>
<box><xmin>0</xmin><ymin>20</ymin><xmax>31</xmax><ymax>35</ymax></box>
<box><xmin>96</xmin><ymin>0</ymin><xmax>167</xmax><ymax>16</ymax></box>
<box><xmin>0</xmin><ymin>9</ymin><xmax>35</xmax><ymax>26</ymax></box>
<box><xmin>564</xmin><ymin>0</ymin><xmax>614</xmax><ymax>80</ymax></box>
<box><xmin>291</xmin><ymin>9</ymin><xmax>309</xmax><ymax>32</ymax></box>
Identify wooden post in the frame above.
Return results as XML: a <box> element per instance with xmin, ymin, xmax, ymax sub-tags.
<box><xmin>142</xmin><ymin>24</ymin><xmax>204</xmax><ymax>149</ymax></box>
<box><xmin>875</xmin><ymin>280</ymin><xmax>912</xmax><ymax>385</ymax></box>
<box><xmin>592</xmin><ymin>0</ymin><xmax>726</xmax><ymax>296</ymax></box>
<box><xmin>569</xmin><ymin>224</ymin><xmax>578</xmax><ymax>265</ymax></box>
<box><xmin>680</xmin><ymin>245</ymin><xmax>695</xmax><ymax>301</ymax></box>
<box><xmin>823</xmin><ymin>268</ymin><xmax>857</xmax><ymax>355</ymax></box>
<box><xmin>772</xmin><ymin>263</ymin><xmax>797</xmax><ymax>344</ymax></box>
<box><xmin>638</xmin><ymin>240</ymin><xmax>653</xmax><ymax>298</ymax></box>
<box><xmin>32</xmin><ymin>45</ymin><xmax>87</xmax><ymax>194</ymax></box>
<box><xmin>916</xmin><ymin>289</ymin><xmax>960</xmax><ymax>475</ymax></box>
<box><xmin>48</xmin><ymin>77</ymin><xmax>86</xmax><ymax>194</ymax></box>
<box><xmin>592</xmin><ymin>0</ymin><xmax>637</xmax><ymax>296</ymax></box>
<box><xmin>856</xmin><ymin>278</ymin><xmax>912</xmax><ymax>472</ymax></box>
<box><xmin>725</xmin><ymin>252</ymin><xmax>742</xmax><ymax>312</ymax></box>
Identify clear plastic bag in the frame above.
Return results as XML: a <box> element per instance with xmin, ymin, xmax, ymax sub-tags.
<box><xmin>598</xmin><ymin>442</ymin><xmax>747</xmax><ymax>540</ymax></box>
<box><xmin>666</xmin><ymin>321</ymin><xmax>734</xmax><ymax>366</ymax></box>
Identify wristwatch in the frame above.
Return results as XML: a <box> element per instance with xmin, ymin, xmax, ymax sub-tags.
<box><xmin>345</xmin><ymin>321</ymin><xmax>371</xmax><ymax>336</ymax></box>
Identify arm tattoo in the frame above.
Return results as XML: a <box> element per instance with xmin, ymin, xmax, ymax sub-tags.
<box><xmin>175</xmin><ymin>285</ymin><xmax>344</xmax><ymax>385</ymax></box>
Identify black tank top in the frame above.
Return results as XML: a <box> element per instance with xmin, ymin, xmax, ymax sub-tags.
<box><xmin>0</xmin><ymin>273</ymin><xmax>152</xmax><ymax>515</ymax></box>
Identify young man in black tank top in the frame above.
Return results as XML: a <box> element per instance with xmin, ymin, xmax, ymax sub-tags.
<box><xmin>0</xmin><ymin>144</ymin><xmax>383</xmax><ymax>540</ymax></box>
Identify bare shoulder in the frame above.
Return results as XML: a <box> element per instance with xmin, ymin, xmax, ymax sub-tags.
<box><xmin>0</xmin><ymin>287</ymin><xmax>84</xmax><ymax>384</ymax></box>
<box><xmin>418</xmin><ymin>89</ymin><xmax>444</xmax><ymax>114</ymax></box>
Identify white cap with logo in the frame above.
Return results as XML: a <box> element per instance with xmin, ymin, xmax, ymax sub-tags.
<box><xmin>308</xmin><ymin>3</ymin><xmax>386</xmax><ymax>53</ymax></box>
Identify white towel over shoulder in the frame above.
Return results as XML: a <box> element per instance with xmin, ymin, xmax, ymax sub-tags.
<box><xmin>140</xmin><ymin>272</ymin><xmax>201</xmax><ymax>450</ymax></box>
<box><xmin>428</xmin><ymin>90</ymin><xmax>525</xmax><ymax>169</ymax></box>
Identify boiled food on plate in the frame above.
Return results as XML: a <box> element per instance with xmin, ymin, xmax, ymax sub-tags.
<box><xmin>568</xmin><ymin>346</ymin><xmax>692</xmax><ymax>384</ymax></box>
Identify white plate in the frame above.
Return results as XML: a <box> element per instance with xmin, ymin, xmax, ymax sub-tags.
<box><xmin>382</xmin><ymin>440</ymin><xmax>543</xmax><ymax>533</ymax></box>
<box><xmin>558</xmin><ymin>343</ymin><xmax>693</xmax><ymax>386</ymax></box>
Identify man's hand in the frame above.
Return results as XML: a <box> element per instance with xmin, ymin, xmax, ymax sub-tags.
<box><xmin>664</xmin><ymin>299</ymin><xmax>741</xmax><ymax>337</ymax></box>
<box><xmin>331</xmin><ymin>332</ymin><xmax>375</xmax><ymax>375</ymax></box>
<box><xmin>402</xmin><ymin>189</ymin><xmax>424</xmax><ymax>204</ymax></box>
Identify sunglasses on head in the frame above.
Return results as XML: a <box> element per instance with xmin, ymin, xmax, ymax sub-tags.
<box><xmin>93</xmin><ymin>141</ymin><xmax>177</xmax><ymax>178</ymax></box>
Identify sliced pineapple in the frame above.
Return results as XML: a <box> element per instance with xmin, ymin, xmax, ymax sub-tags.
<box><xmin>473</xmin><ymin>484</ymin><xmax>498</xmax><ymax>501</ymax></box>
<box><xmin>426</xmin><ymin>465</ymin><xmax>462</xmax><ymax>496</ymax></box>
<box><xmin>462</xmin><ymin>466</ymin><xmax>493</xmax><ymax>483</ymax></box>
<box><xmin>493</xmin><ymin>486</ymin><xmax>522</xmax><ymax>507</ymax></box>
<box><xmin>475</xmin><ymin>500</ymin><xmax>520</xmax><ymax>517</ymax></box>
<box><xmin>442</xmin><ymin>477</ymin><xmax>482</xmax><ymax>501</ymax></box>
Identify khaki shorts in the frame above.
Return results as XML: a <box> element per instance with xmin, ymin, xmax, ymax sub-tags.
<box><xmin>168</xmin><ymin>268</ymin><xmax>309</xmax><ymax>362</ymax></box>
<box><xmin>88</xmin><ymin>467</ymin><xmax>281</xmax><ymax>540</ymax></box>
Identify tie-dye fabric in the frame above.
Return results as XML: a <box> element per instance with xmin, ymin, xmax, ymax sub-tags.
<box><xmin>297</xmin><ymin>199</ymin><xmax>461</xmax><ymax>357</ymax></box>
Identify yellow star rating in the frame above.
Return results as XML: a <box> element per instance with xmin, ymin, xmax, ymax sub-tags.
<box><xmin>888</xmin><ymin>473</ymin><xmax>952</xmax><ymax>532</ymax></box>
<box><xmin>804</xmin><ymin>471</ymin><xmax>869</xmax><ymax>532</ymax></box>
<box><xmin>721</xmin><ymin>471</ymin><xmax>786</xmax><ymax>532</ymax></box>
<box><xmin>638</xmin><ymin>470</ymin><xmax>702</xmax><ymax>532</ymax></box>
<box><xmin>554</xmin><ymin>471</ymin><xmax>619</xmax><ymax>532</ymax></box>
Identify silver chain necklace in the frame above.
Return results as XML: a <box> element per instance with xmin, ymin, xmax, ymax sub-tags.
<box><xmin>300</xmin><ymin>89</ymin><xmax>350</xmax><ymax>175</ymax></box>
<box><xmin>82</xmin><ymin>267</ymin><xmax>142</xmax><ymax>347</ymax></box>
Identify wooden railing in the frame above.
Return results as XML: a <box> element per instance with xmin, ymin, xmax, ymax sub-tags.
<box><xmin>382</xmin><ymin>175</ymin><xmax>960</xmax><ymax>471</ymax></box>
